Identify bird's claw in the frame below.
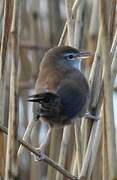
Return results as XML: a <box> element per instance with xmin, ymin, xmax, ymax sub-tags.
<box><xmin>84</xmin><ymin>113</ymin><xmax>100</xmax><ymax>121</ymax></box>
<box><xmin>31</xmin><ymin>147</ymin><xmax>45</xmax><ymax>161</ymax></box>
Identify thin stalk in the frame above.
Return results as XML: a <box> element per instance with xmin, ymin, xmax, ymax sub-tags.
<box><xmin>0</xmin><ymin>0</ymin><xmax>13</xmax><ymax>79</ymax></box>
<box><xmin>109</xmin><ymin>0</ymin><xmax>116</xmax><ymax>46</ymax></box>
<box><xmin>100</xmin><ymin>0</ymin><xmax>117</xmax><ymax>179</ymax></box>
<box><xmin>73</xmin><ymin>0</ymin><xmax>86</xmax><ymax>176</ymax></box>
<box><xmin>65</xmin><ymin>0</ymin><xmax>74</xmax><ymax>46</ymax></box>
<box><xmin>18</xmin><ymin>120</ymin><xmax>37</xmax><ymax>159</ymax></box>
<box><xmin>111</xmin><ymin>29</ymin><xmax>117</xmax><ymax>56</ymax></box>
<box><xmin>89</xmin><ymin>0</ymin><xmax>99</xmax><ymax>37</ymax></box>
<box><xmin>102</xmin><ymin>104</ymin><xmax>109</xmax><ymax>180</ymax></box>
<box><xmin>74</xmin><ymin>0</ymin><xmax>86</xmax><ymax>49</ymax></box>
<box><xmin>56</xmin><ymin>126</ymin><xmax>71</xmax><ymax>180</ymax></box>
<box><xmin>74</xmin><ymin>120</ymin><xmax>82</xmax><ymax>175</ymax></box>
<box><xmin>58</xmin><ymin>0</ymin><xmax>80</xmax><ymax>46</ymax></box>
<box><xmin>4</xmin><ymin>0</ymin><xmax>20</xmax><ymax>178</ymax></box>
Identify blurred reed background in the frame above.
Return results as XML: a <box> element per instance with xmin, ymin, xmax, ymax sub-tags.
<box><xmin>0</xmin><ymin>0</ymin><xmax>117</xmax><ymax>180</ymax></box>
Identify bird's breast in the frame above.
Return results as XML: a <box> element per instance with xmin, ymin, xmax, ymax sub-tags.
<box><xmin>34</xmin><ymin>65</ymin><xmax>90</xmax><ymax>126</ymax></box>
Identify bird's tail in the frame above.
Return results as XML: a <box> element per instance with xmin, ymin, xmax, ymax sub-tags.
<box><xmin>28</xmin><ymin>92</ymin><xmax>62</xmax><ymax>121</ymax></box>
<box><xmin>28</xmin><ymin>92</ymin><xmax>60</xmax><ymax>111</ymax></box>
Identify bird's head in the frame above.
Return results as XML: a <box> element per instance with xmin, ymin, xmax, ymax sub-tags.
<box><xmin>45</xmin><ymin>46</ymin><xmax>94</xmax><ymax>60</ymax></box>
<box><xmin>42</xmin><ymin>46</ymin><xmax>94</xmax><ymax>69</ymax></box>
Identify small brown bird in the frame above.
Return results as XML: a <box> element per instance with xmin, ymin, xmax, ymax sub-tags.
<box><xmin>28</xmin><ymin>46</ymin><xmax>96</xmax><ymax>159</ymax></box>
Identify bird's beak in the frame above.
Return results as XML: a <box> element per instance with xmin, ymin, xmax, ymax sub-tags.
<box><xmin>76</xmin><ymin>51</ymin><xmax>95</xmax><ymax>59</ymax></box>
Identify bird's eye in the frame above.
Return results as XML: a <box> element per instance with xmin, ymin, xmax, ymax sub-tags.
<box><xmin>68</xmin><ymin>54</ymin><xmax>74</xmax><ymax>59</ymax></box>
<box><xmin>64</xmin><ymin>53</ymin><xmax>75</xmax><ymax>60</ymax></box>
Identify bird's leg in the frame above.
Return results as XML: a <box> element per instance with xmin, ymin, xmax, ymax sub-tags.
<box><xmin>32</xmin><ymin>126</ymin><xmax>51</xmax><ymax>161</ymax></box>
<box><xmin>84</xmin><ymin>112</ymin><xmax>99</xmax><ymax>121</ymax></box>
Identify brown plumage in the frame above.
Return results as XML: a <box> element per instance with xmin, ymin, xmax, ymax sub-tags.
<box><xmin>28</xmin><ymin>46</ymin><xmax>96</xmax><ymax>159</ymax></box>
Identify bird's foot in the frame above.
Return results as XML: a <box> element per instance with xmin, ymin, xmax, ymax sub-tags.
<box><xmin>84</xmin><ymin>113</ymin><xmax>99</xmax><ymax>121</ymax></box>
<box><xmin>31</xmin><ymin>127</ymin><xmax>51</xmax><ymax>161</ymax></box>
<box><xmin>31</xmin><ymin>146</ymin><xmax>45</xmax><ymax>161</ymax></box>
